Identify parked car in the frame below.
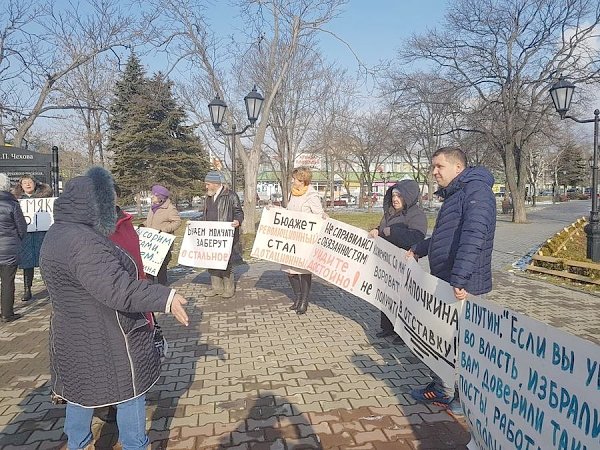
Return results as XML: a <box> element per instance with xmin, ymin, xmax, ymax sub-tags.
<box><xmin>340</xmin><ymin>194</ymin><xmax>357</xmax><ymax>205</ymax></box>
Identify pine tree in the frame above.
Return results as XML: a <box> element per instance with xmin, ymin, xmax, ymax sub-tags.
<box><xmin>108</xmin><ymin>57</ymin><xmax>209</xmax><ymax>204</ymax></box>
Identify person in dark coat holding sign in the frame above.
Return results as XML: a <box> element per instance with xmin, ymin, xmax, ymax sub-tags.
<box><xmin>202</xmin><ymin>171</ymin><xmax>244</xmax><ymax>298</ymax></box>
<box><xmin>407</xmin><ymin>146</ymin><xmax>496</xmax><ymax>419</ymax></box>
<box><xmin>39</xmin><ymin>167</ymin><xmax>189</xmax><ymax>450</ymax></box>
<box><xmin>11</xmin><ymin>174</ymin><xmax>53</xmax><ymax>301</ymax></box>
<box><xmin>368</xmin><ymin>179</ymin><xmax>427</xmax><ymax>338</ymax></box>
<box><xmin>0</xmin><ymin>173</ymin><xmax>28</xmax><ymax>322</ymax></box>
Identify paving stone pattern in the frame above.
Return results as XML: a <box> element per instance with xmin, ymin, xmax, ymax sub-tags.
<box><xmin>0</xmin><ymin>201</ymin><xmax>597</xmax><ymax>449</ymax></box>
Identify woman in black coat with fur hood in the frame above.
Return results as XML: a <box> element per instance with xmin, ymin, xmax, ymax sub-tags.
<box><xmin>40</xmin><ymin>167</ymin><xmax>189</xmax><ymax>450</ymax></box>
<box><xmin>368</xmin><ymin>179</ymin><xmax>427</xmax><ymax>338</ymax></box>
<box><xmin>11</xmin><ymin>174</ymin><xmax>53</xmax><ymax>301</ymax></box>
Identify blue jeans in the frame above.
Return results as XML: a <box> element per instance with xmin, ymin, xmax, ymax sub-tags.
<box><xmin>65</xmin><ymin>394</ymin><xmax>149</xmax><ymax>450</ymax></box>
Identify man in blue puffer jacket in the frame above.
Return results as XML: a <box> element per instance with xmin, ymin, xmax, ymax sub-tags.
<box><xmin>408</xmin><ymin>147</ymin><xmax>496</xmax><ymax>414</ymax></box>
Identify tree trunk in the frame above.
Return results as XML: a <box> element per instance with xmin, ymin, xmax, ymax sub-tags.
<box><xmin>504</xmin><ymin>143</ymin><xmax>527</xmax><ymax>223</ymax></box>
<box><xmin>242</xmin><ymin>154</ymin><xmax>259</xmax><ymax>235</ymax></box>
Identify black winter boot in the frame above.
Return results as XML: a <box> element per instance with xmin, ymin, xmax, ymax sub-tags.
<box><xmin>296</xmin><ymin>274</ymin><xmax>312</xmax><ymax>315</ymax></box>
<box><xmin>22</xmin><ymin>268</ymin><xmax>33</xmax><ymax>302</ymax></box>
<box><xmin>288</xmin><ymin>275</ymin><xmax>302</xmax><ymax>310</ymax></box>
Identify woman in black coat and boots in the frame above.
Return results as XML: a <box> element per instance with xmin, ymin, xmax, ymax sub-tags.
<box><xmin>11</xmin><ymin>174</ymin><xmax>53</xmax><ymax>301</ymax></box>
<box><xmin>281</xmin><ymin>167</ymin><xmax>324</xmax><ymax>315</ymax></box>
<box><xmin>368</xmin><ymin>179</ymin><xmax>427</xmax><ymax>338</ymax></box>
<box><xmin>0</xmin><ymin>174</ymin><xmax>27</xmax><ymax>322</ymax></box>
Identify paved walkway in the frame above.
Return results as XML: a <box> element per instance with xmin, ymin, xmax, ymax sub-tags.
<box><xmin>0</xmin><ymin>201</ymin><xmax>598</xmax><ymax>449</ymax></box>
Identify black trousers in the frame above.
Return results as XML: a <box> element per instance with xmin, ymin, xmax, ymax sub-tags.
<box><xmin>148</xmin><ymin>252</ymin><xmax>171</xmax><ymax>286</ymax></box>
<box><xmin>0</xmin><ymin>264</ymin><xmax>18</xmax><ymax>319</ymax></box>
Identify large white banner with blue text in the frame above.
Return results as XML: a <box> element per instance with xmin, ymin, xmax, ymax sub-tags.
<box><xmin>459</xmin><ymin>298</ymin><xmax>600</xmax><ymax>450</ymax></box>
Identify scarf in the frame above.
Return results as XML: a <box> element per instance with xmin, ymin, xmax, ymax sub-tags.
<box><xmin>151</xmin><ymin>199</ymin><xmax>165</xmax><ymax>213</ymax></box>
<box><xmin>291</xmin><ymin>185</ymin><xmax>309</xmax><ymax>197</ymax></box>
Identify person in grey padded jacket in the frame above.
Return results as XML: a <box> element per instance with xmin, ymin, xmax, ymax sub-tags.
<box><xmin>39</xmin><ymin>168</ymin><xmax>189</xmax><ymax>450</ymax></box>
<box><xmin>0</xmin><ymin>173</ymin><xmax>27</xmax><ymax>323</ymax></box>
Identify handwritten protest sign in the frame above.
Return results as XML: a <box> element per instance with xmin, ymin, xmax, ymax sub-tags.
<box><xmin>251</xmin><ymin>208</ymin><xmax>324</xmax><ymax>269</ymax></box>
<box><xmin>135</xmin><ymin>227</ymin><xmax>176</xmax><ymax>276</ymax></box>
<box><xmin>307</xmin><ymin>219</ymin><xmax>373</xmax><ymax>295</ymax></box>
<box><xmin>19</xmin><ymin>197</ymin><xmax>56</xmax><ymax>232</ymax></box>
<box><xmin>178</xmin><ymin>221</ymin><xmax>234</xmax><ymax>270</ymax></box>
<box><xmin>367</xmin><ymin>236</ymin><xmax>461</xmax><ymax>386</ymax></box>
<box><xmin>459</xmin><ymin>298</ymin><xmax>600</xmax><ymax>450</ymax></box>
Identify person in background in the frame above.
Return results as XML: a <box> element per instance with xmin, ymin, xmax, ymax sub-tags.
<box><xmin>202</xmin><ymin>171</ymin><xmax>244</xmax><ymax>298</ymax></box>
<box><xmin>40</xmin><ymin>167</ymin><xmax>189</xmax><ymax>450</ymax></box>
<box><xmin>407</xmin><ymin>146</ymin><xmax>496</xmax><ymax>422</ymax></box>
<box><xmin>144</xmin><ymin>184</ymin><xmax>181</xmax><ymax>285</ymax></box>
<box><xmin>0</xmin><ymin>173</ymin><xmax>28</xmax><ymax>323</ymax></box>
<box><xmin>368</xmin><ymin>179</ymin><xmax>427</xmax><ymax>339</ymax></box>
<box><xmin>281</xmin><ymin>167</ymin><xmax>324</xmax><ymax>315</ymax></box>
<box><xmin>11</xmin><ymin>174</ymin><xmax>53</xmax><ymax>301</ymax></box>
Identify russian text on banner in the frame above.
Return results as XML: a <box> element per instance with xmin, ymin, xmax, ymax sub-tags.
<box><xmin>459</xmin><ymin>298</ymin><xmax>600</xmax><ymax>450</ymax></box>
<box><xmin>368</xmin><ymin>236</ymin><xmax>461</xmax><ymax>387</ymax></box>
<box><xmin>135</xmin><ymin>227</ymin><xmax>176</xmax><ymax>276</ymax></box>
<box><xmin>251</xmin><ymin>208</ymin><xmax>324</xmax><ymax>269</ymax></box>
<box><xmin>19</xmin><ymin>197</ymin><xmax>56</xmax><ymax>232</ymax></box>
<box><xmin>307</xmin><ymin>218</ymin><xmax>374</xmax><ymax>297</ymax></box>
<box><xmin>178</xmin><ymin>220</ymin><xmax>234</xmax><ymax>270</ymax></box>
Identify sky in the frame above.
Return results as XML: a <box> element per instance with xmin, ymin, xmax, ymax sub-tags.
<box><xmin>38</xmin><ymin>0</ymin><xmax>449</xmax><ymax>143</ymax></box>
<box><xmin>198</xmin><ymin>0</ymin><xmax>449</xmax><ymax>79</ymax></box>
<box><xmin>316</xmin><ymin>1</ymin><xmax>448</xmax><ymax>71</ymax></box>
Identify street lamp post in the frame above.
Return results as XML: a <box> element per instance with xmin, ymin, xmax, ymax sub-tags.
<box><xmin>380</xmin><ymin>170</ymin><xmax>389</xmax><ymax>195</ymax></box>
<box><xmin>549</xmin><ymin>76</ymin><xmax>600</xmax><ymax>262</ymax></box>
<box><xmin>208</xmin><ymin>86</ymin><xmax>264</xmax><ymax>193</ymax></box>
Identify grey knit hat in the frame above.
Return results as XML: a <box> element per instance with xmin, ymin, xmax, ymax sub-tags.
<box><xmin>0</xmin><ymin>173</ymin><xmax>11</xmax><ymax>191</ymax></box>
<box><xmin>204</xmin><ymin>171</ymin><xmax>223</xmax><ymax>183</ymax></box>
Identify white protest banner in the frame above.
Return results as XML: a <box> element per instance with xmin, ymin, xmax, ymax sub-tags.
<box><xmin>367</xmin><ymin>236</ymin><xmax>461</xmax><ymax>387</ymax></box>
<box><xmin>459</xmin><ymin>298</ymin><xmax>600</xmax><ymax>450</ymax></box>
<box><xmin>251</xmin><ymin>208</ymin><xmax>324</xmax><ymax>269</ymax></box>
<box><xmin>307</xmin><ymin>219</ymin><xmax>374</xmax><ymax>298</ymax></box>
<box><xmin>397</xmin><ymin>258</ymin><xmax>461</xmax><ymax>388</ymax></box>
<box><xmin>178</xmin><ymin>221</ymin><xmax>234</xmax><ymax>270</ymax></box>
<box><xmin>19</xmin><ymin>197</ymin><xmax>56</xmax><ymax>232</ymax></box>
<box><xmin>135</xmin><ymin>227</ymin><xmax>176</xmax><ymax>276</ymax></box>
<box><xmin>367</xmin><ymin>237</ymin><xmax>407</xmax><ymax>319</ymax></box>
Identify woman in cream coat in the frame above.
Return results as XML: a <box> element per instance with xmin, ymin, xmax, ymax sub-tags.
<box><xmin>281</xmin><ymin>167</ymin><xmax>323</xmax><ymax>315</ymax></box>
<box><xmin>145</xmin><ymin>184</ymin><xmax>181</xmax><ymax>285</ymax></box>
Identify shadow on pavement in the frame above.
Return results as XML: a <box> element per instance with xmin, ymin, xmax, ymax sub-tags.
<box><xmin>218</xmin><ymin>392</ymin><xmax>323</xmax><ymax>449</ymax></box>
<box><xmin>144</xmin><ymin>299</ymin><xmax>227</xmax><ymax>448</ymax></box>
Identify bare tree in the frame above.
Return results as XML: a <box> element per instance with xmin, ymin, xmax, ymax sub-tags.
<box><xmin>57</xmin><ymin>57</ymin><xmax>119</xmax><ymax>165</ymax></box>
<box><xmin>141</xmin><ymin>0</ymin><xmax>346</xmax><ymax>234</ymax></box>
<box><xmin>381</xmin><ymin>71</ymin><xmax>465</xmax><ymax>205</ymax></box>
<box><xmin>340</xmin><ymin>109</ymin><xmax>396</xmax><ymax>210</ymax></box>
<box><xmin>0</xmin><ymin>0</ymin><xmax>136</xmax><ymax>147</ymax></box>
<box><xmin>401</xmin><ymin>0</ymin><xmax>600</xmax><ymax>223</ymax></box>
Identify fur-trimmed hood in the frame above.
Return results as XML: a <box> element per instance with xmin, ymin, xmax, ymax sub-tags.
<box><xmin>53</xmin><ymin>167</ymin><xmax>117</xmax><ymax>236</ymax></box>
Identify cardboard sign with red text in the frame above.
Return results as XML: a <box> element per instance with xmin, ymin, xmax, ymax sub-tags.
<box><xmin>178</xmin><ymin>221</ymin><xmax>234</xmax><ymax>270</ymax></box>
